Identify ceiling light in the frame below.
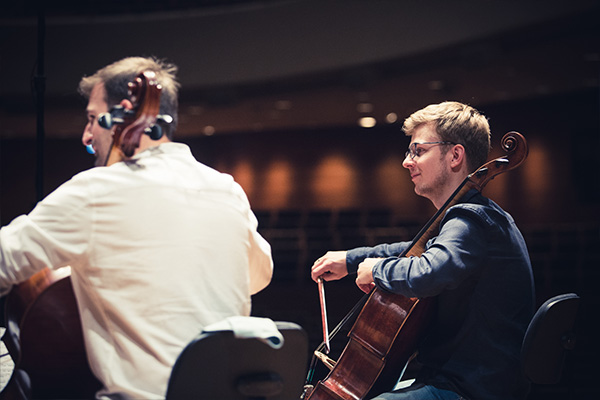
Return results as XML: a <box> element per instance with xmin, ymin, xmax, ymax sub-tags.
<box><xmin>358</xmin><ymin>117</ymin><xmax>376</xmax><ymax>128</ymax></box>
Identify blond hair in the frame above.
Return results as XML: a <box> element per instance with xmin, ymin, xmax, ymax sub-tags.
<box><xmin>403</xmin><ymin>101</ymin><xmax>491</xmax><ymax>172</ymax></box>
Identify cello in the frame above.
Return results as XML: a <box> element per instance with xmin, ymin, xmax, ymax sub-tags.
<box><xmin>0</xmin><ymin>71</ymin><xmax>164</xmax><ymax>399</ymax></box>
<box><xmin>304</xmin><ymin>132</ymin><xmax>529</xmax><ymax>400</ymax></box>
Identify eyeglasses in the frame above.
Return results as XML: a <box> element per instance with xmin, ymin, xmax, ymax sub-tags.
<box><xmin>404</xmin><ymin>141</ymin><xmax>456</xmax><ymax>160</ymax></box>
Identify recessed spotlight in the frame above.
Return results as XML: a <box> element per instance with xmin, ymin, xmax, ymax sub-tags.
<box><xmin>358</xmin><ymin>117</ymin><xmax>376</xmax><ymax>128</ymax></box>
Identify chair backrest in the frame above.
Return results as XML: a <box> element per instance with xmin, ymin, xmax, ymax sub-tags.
<box><xmin>166</xmin><ymin>320</ymin><xmax>308</xmax><ymax>400</ymax></box>
<box><xmin>521</xmin><ymin>293</ymin><xmax>580</xmax><ymax>385</ymax></box>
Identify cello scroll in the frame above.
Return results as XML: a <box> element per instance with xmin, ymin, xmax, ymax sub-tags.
<box><xmin>469</xmin><ymin>131</ymin><xmax>528</xmax><ymax>191</ymax></box>
<box><xmin>98</xmin><ymin>71</ymin><xmax>172</xmax><ymax>166</ymax></box>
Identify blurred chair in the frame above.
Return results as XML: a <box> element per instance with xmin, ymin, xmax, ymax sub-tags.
<box><xmin>521</xmin><ymin>293</ymin><xmax>580</xmax><ymax>389</ymax></box>
<box><xmin>166</xmin><ymin>318</ymin><xmax>308</xmax><ymax>400</ymax></box>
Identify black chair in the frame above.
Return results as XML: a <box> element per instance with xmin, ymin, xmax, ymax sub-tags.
<box><xmin>521</xmin><ymin>293</ymin><xmax>580</xmax><ymax>387</ymax></box>
<box><xmin>166</xmin><ymin>319</ymin><xmax>308</xmax><ymax>400</ymax></box>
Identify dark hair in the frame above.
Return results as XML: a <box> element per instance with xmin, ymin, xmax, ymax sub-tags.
<box><xmin>78</xmin><ymin>56</ymin><xmax>180</xmax><ymax>139</ymax></box>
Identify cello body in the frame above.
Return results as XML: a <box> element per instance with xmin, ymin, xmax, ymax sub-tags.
<box><xmin>306</xmin><ymin>132</ymin><xmax>529</xmax><ymax>400</ymax></box>
<box><xmin>1</xmin><ymin>267</ymin><xmax>101</xmax><ymax>399</ymax></box>
<box><xmin>308</xmin><ymin>294</ymin><xmax>435</xmax><ymax>400</ymax></box>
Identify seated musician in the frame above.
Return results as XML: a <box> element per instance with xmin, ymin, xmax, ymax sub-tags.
<box><xmin>311</xmin><ymin>102</ymin><xmax>534</xmax><ymax>400</ymax></box>
<box><xmin>0</xmin><ymin>56</ymin><xmax>273</xmax><ymax>398</ymax></box>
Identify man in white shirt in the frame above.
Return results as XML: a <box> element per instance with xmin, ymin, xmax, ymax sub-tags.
<box><xmin>0</xmin><ymin>56</ymin><xmax>273</xmax><ymax>399</ymax></box>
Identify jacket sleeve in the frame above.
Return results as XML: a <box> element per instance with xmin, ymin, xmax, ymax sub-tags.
<box><xmin>371</xmin><ymin>207</ymin><xmax>488</xmax><ymax>298</ymax></box>
<box><xmin>346</xmin><ymin>242</ymin><xmax>410</xmax><ymax>274</ymax></box>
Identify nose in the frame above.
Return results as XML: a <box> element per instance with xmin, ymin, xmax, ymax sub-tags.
<box><xmin>82</xmin><ymin>122</ymin><xmax>93</xmax><ymax>147</ymax></box>
<box><xmin>402</xmin><ymin>153</ymin><xmax>414</xmax><ymax>169</ymax></box>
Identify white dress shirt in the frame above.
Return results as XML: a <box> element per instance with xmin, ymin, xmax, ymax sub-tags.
<box><xmin>0</xmin><ymin>142</ymin><xmax>273</xmax><ymax>399</ymax></box>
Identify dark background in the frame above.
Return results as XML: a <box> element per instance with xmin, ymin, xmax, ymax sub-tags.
<box><xmin>1</xmin><ymin>1</ymin><xmax>599</xmax><ymax>398</ymax></box>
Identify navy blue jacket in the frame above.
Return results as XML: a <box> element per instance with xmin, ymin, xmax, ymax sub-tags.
<box><xmin>346</xmin><ymin>190</ymin><xmax>534</xmax><ymax>400</ymax></box>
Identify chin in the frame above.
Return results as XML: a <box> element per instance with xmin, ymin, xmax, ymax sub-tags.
<box><xmin>414</xmin><ymin>186</ymin><xmax>433</xmax><ymax>200</ymax></box>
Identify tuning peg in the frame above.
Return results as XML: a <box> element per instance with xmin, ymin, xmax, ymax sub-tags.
<box><xmin>98</xmin><ymin>105</ymin><xmax>128</xmax><ymax>129</ymax></box>
<box><xmin>145</xmin><ymin>125</ymin><xmax>164</xmax><ymax>140</ymax></box>
<box><xmin>143</xmin><ymin>114</ymin><xmax>174</xmax><ymax>140</ymax></box>
<box><xmin>157</xmin><ymin>114</ymin><xmax>173</xmax><ymax>125</ymax></box>
<box><xmin>97</xmin><ymin>112</ymin><xmax>114</xmax><ymax>129</ymax></box>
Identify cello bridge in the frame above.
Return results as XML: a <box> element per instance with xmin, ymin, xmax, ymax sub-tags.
<box><xmin>315</xmin><ymin>350</ymin><xmax>337</xmax><ymax>370</ymax></box>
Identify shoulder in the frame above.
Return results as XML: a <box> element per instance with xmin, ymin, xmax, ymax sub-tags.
<box><xmin>443</xmin><ymin>193</ymin><xmax>514</xmax><ymax>229</ymax></box>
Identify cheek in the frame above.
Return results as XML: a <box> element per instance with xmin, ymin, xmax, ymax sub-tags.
<box><xmin>94</xmin><ymin>127</ymin><xmax>113</xmax><ymax>143</ymax></box>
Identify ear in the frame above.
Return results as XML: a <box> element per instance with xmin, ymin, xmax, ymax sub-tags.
<box><xmin>449</xmin><ymin>144</ymin><xmax>466</xmax><ymax>170</ymax></box>
<box><xmin>120</xmin><ymin>99</ymin><xmax>134</xmax><ymax>110</ymax></box>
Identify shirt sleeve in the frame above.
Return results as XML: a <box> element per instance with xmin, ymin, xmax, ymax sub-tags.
<box><xmin>237</xmin><ymin>186</ymin><xmax>272</xmax><ymax>295</ymax></box>
<box><xmin>371</xmin><ymin>207</ymin><xmax>488</xmax><ymax>298</ymax></box>
<box><xmin>247</xmin><ymin>213</ymin><xmax>273</xmax><ymax>295</ymax></box>
<box><xmin>0</xmin><ymin>176</ymin><xmax>92</xmax><ymax>294</ymax></box>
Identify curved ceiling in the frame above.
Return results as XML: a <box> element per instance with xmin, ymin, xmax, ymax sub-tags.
<box><xmin>1</xmin><ymin>0</ymin><xmax>599</xmax><ymax>138</ymax></box>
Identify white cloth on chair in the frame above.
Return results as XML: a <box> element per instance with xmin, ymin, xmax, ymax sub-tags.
<box><xmin>204</xmin><ymin>316</ymin><xmax>284</xmax><ymax>349</ymax></box>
